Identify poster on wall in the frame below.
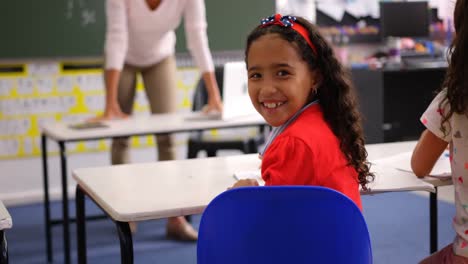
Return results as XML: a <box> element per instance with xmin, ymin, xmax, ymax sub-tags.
<box><xmin>0</xmin><ymin>62</ymin><xmax>199</xmax><ymax>159</ymax></box>
<box><xmin>276</xmin><ymin>0</ymin><xmax>316</xmax><ymax>23</ymax></box>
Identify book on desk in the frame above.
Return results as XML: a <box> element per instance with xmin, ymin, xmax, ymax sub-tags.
<box><xmin>68</xmin><ymin>121</ymin><xmax>108</xmax><ymax>130</ymax></box>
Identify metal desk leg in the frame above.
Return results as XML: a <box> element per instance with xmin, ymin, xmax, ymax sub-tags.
<box><xmin>430</xmin><ymin>187</ymin><xmax>438</xmax><ymax>253</ymax></box>
<box><xmin>41</xmin><ymin>134</ymin><xmax>53</xmax><ymax>264</ymax></box>
<box><xmin>59</xmin><ymin>141</ymin><xmax>71</xmax><ymax>264</ymax></box>
<box><xmin>76</xmin><ymin>186</ymin><xmax>87</xmax><ymax>264</ymax></box>
<box><xmin>116</xmin><ymin>221</ymin><xmax>134</xmax><ymax>264</ymax></box>
<box><xmin>0</xmin><ymin>230</ymin><xmax>8</xmax><ymax>264</ymax></box>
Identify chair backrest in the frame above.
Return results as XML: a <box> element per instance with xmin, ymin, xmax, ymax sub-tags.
<box><xmin>197</xmin><ymin>186</ymin><xmax>372</xmax><ymax>264</ymax></box>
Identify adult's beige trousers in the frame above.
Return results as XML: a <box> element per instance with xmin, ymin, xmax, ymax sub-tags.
<box><xmin>111</xmin><ymin>56</ymin><xmax>177</xmax><ymax>164</ymax></box>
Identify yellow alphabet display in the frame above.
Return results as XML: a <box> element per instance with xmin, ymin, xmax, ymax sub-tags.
<box><xmin>0</xmin><ymin>61</ymin><xmax>200</xmax><ymax>159</ymax></box>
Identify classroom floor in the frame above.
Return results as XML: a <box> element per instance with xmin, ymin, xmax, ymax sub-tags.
<box><xmin>5</xmin><ymin>188</ymin><xmax>456</xmax><ymax>264</ymax></box>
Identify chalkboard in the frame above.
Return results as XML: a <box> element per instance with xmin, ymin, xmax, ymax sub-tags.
<box><xmin>176</xmin><ymin>1</ymin><xmax>275</xmax><ymax>53</ymax></box>
<box><xmin>0</xmin><ymin>0</ymin><xmax>274</xmax><ymax>59</ymax></box>
<box><xmin>0</xmin><ymin>0</ymin><xmax>106</xmax><ymax>59</ymax></box>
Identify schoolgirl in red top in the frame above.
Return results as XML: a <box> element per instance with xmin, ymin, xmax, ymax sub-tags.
<box><xmin>231</xmin><ymin>14</ymin><xmax>374</xmax><ymax>209</ymax></box>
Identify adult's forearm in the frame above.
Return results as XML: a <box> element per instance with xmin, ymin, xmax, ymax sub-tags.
<box><xmin>201</xmin><ymin>71</ymin><xmax>221</xmax><ymax>100</ymax></box>
<box><xmin>104</xmin><ymin>69</ymin><xmax>121</xmax><ymax>108</ymax></box>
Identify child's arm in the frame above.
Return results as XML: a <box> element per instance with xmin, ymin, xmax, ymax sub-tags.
<box><xmin>411</xmin><ymin>129</ymin><xmax>448</xmax><ymax>178</ymax></box>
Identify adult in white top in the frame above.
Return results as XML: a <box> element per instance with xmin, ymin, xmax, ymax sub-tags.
<box><xmin>93</xmin><ymin>0</ymin><xmax>223</xmax><ymax>241</ymax></box>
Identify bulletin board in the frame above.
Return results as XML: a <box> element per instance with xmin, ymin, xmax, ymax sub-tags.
<box><xmin>0</xmin><ymin>62</ymin><xmax>201</xmax><ymax>159</ymax></box>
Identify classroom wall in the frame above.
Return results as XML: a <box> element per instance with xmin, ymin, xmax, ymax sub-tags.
<box><xmin>0</xmin><ymin>146</ymin><xmax>158</xmax><ymax>206</ymax></box>
<box><xmin>0</xmin><ymin>61</ymin><xmax>256</xmax><ymax>206</ymax></box>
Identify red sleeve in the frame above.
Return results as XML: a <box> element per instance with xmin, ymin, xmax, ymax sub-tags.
<box><xmin>261</xmin><ymin>136</ymin><xmax>317</xmax><ymax>186</ymax></box>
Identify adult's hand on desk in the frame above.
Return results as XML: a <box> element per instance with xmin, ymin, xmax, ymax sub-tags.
<box><xmin>88</xmin><ymin>104</ymin><xmax>128</xmax><ymax>122</ymax></box>
<box><xmin>90</xmin><ymin>69</ymin><xmax>128</xmax><ymax>122</ymax></box>
<box><xmin>202</xmin><ymin>97</ymin><xmax>223</xmax><ymax>114</ymax></box>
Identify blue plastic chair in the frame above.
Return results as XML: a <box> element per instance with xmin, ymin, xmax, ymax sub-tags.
<box><xmin>197</xmin><ymin>186</ymin><xmax>372</xmax><ymax>264</ymax></box>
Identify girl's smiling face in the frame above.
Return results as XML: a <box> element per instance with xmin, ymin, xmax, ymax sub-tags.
<box><xmin>246</xmin><ymin>33</ymin><xmax>320</xmax><ymax>127</ymax></box>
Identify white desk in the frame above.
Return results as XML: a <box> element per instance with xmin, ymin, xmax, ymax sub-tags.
<box><xmin>73</xmin><ymin>140</ymin><xmax>450</xmax><ymax>264</ymax></box>
<box><xmin>0</xmin><ymin>200</ymin><xmax>11</xmax><ymax>264</ymax></box>
<box><xmin>42</xmin><ymin>112</ymin><xmax>264</xmax><ymax>142</ymax></box>
<box><xmin>367</xmin><ymin>141</ymin><xmax>452</xmax><ymax>253</ymax></box>
<box><xmin>40</xmin><ymin>112</ymin><xmax>265</xmax><ymax>264</ymax></box>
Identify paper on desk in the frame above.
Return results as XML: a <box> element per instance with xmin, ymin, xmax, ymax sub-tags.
<box><xmin>373</xmin><ymin>151</ymin><xmax>451</xmax><ymax>179</ymax></box>
<box><xmin>363</xmin><ymin>163</ymin><xmax>435</xmax><ymax>194</ymax></box>
<box><xmin>233</xmin><ymin>169</ymin><xmax>261</xmax><ymax>180</ymax></box>
<box><xmin>0</xmin><ymin>218</ymin><xmax>12</xmax><ymax>230</ymax></box>
<box><xmin>0</xmin><ymin>203</ymin><xmax>12</xmax><ymax>230</ymax></box>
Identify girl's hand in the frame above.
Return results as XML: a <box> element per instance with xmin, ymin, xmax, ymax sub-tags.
<box><xmin>230</xmin><ymin>179</ymin><xmax>259</xmax><ymax>189</ymax></box>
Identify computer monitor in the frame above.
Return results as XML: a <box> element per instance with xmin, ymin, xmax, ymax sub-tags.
<box><xmin>380</xmin><ymin>1</ymin><xmax>430</xmax><ymax>39</ymax></box>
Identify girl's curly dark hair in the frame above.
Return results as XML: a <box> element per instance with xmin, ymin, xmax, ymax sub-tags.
<box><xmin>245</xmin><ymin>16</ymin><xmax>374</xmax><ymax>190</ymax></box>
<box><xmin>439</xmin><ymin>0</ymin><xmax>468</xmax><ymax>132</ymax></box>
